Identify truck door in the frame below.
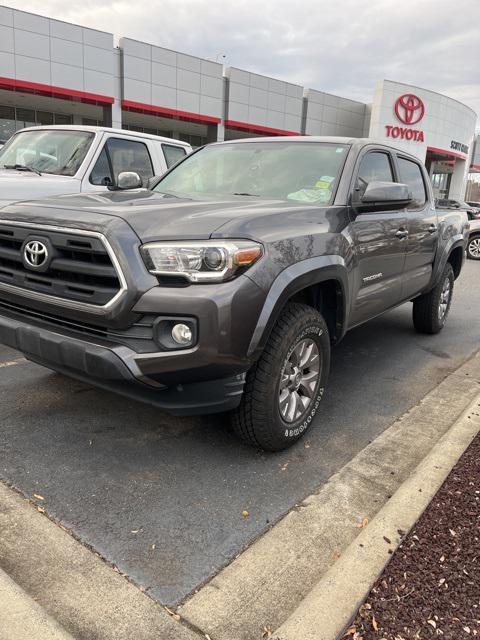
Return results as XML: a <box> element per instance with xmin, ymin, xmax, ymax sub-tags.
<box><xmin>395</xmin><ymin>155</ymin><xmax>437</xmax><ymax>299</ymax></box>
<box><xmin>348</xmin><ymin>149</ymin><xmax>408</xmax><ymax>326</ymax></box>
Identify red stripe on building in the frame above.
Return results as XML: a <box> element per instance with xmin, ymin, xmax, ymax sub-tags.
<box><xmin>470</xmin><ymin>163</ymin><xmax>480</xmax><ymax>171</ymax></box>
<box><xmin>0</xmin><ymin>76</ymin><xmax>114</xmax><ymax>106</ymax></box>
<box><xmin>225</xmin><ymin>119</ymin><xmax>301</xmax><ymax>137</ymax></box>
<box><xmin>427</xmin><ymin>145</ymin><xmax>468</xmax><ymax>161</ymax></box>
<box><xmin>122</xmin><ymin>100</ymin><xmax>220</xmax><ymax>125</ymax></box>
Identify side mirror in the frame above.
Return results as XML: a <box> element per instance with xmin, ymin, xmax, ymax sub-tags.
<box><xmin>359</xmin><ymin>181</ymin><xmax>412</xmax><ymax>209</ymax></box>
<box><xmin>116</xmin><ymin>171</ymin><xmax>142</xmax><ymax>190</ymax></box>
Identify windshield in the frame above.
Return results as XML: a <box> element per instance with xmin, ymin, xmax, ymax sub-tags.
<box><xmin>0</xmin><ymin>130</ymin><xmax>95</xmax><ymax>176</ymax></box>
<box><xmin>153</xmin><ymin>141</ymin><xmax>349</xmax><ymax>205</ymax></box>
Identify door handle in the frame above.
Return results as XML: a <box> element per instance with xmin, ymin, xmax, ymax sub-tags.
<box><xmin>427</xmin><ymin>224</ymin><xmax>438</xmax><ymax>233</ymax></box>
<box><xmin>395</xmin><ymin>229</ymin><xmax>408</xmax><ymax>239</ymax></box>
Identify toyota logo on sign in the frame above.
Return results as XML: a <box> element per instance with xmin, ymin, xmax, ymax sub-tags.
<box><xmin>24</xmin><ymin>240</ymin><xmax>49</xmax><ymax>269</ymax></box>
<box><xmin>394</xmin><ymin>94</ymin><xmax>425</xmax><ymax>125</ymax></box>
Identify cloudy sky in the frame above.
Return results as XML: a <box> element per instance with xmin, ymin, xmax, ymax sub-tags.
<box><xmin>9</xmin><ymin>0</ymin><xmax>480</xmax><ymax>116</ymax></box>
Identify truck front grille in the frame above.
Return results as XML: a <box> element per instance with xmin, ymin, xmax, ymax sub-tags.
<box><xmin>0</xmin><ymin>222</ymin><xmax>124</xmax><ymax>308</ymax></box>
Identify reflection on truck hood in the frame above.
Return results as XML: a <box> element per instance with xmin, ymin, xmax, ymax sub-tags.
<box><xmin>0</xmin><ymin>169</ymin><xmax>80</xmax><ymax>206</ymax></box>
<box><xmin>0</xmin><ymin>188</ymin><xmax>317</xmax><ymax>243</ymax></box>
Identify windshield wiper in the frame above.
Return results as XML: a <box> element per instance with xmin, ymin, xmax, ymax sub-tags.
<box><xmin>232</xmin><ymin>192</ymin><xmax>260</xmax><ymax>197</ymax></box>
<box><xmin>4</xmin><ymin>164</ymin><xmax>42</xmax><ymax>176</ymax></box>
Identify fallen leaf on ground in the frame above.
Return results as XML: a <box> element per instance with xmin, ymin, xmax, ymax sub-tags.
<box><xmin>357</xmin><ymin>517</ymin><xmax>369</xmax><ymax>528</ymax></box>
<box><xmin>37</xmin><ymin>506</ymin><xmax>45</xmax><ymax>514</ymax></box>
<box><xmin>372</xmin><ymin>615</ymin><xmax>379</xmax><ymax>631</ymax></box>
<box><xmin>242</xmin><ymin>510</ymin><xmax>249</xmax><ymax>518</ymax></box>
<box><xmin>262</xmin><ymin>625</ymin><xmax>273</xmax><ymax>637</ymax></box>
<box><xmin>383</xmin><ymin>536</ymin><xmax>392</xmax><ymax>544</ymax></box>
<box><xmin>33</xmin><ymin>494</ymin><xmax>44</xmax><ymax>501</ymax></box>
<box><xmin>427</xmin><ymin>620</ymin><xmax>437</xmax><ymax>629</ymax></box>
<box><xmin>164</xmin><ymin>606</ymin><xmax>180</xmax><ymax>621</ymax></box>
<box><xmin>343</xmin><ymin>627</ymin><xmax>357</xmax><ymax>637</ymax></box>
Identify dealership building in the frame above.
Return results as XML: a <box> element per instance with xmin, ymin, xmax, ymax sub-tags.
<box><xmin>0</xmin><ymin>5</ymin><xmax>478</xmax><ymax>200</ymax></box>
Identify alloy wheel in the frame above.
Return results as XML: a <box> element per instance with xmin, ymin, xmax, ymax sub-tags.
<box><xmin>279</xmin><ymin>338</ymin><xmax>321</xmax><ymax>423</ymax></box>
<box><xmin>438</xmin><ymin>276</ymin><xmax>451</xmax><ymax>322</ymax></box>
<box><xmin>468</xmin><ymin>238</ymin><xmax>480</xmax><ymax>258</ymax></box>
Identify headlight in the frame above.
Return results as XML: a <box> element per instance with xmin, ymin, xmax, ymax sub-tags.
<box><xmin>141</xmin><ymin>240</ymin><xmax>263</xmax><ymax>283</ymax></box>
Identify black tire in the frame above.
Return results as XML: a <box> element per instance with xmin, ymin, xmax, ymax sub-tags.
<box><xmin>412</xmin><ymin>263</ymin><xmax>454</xmax><ymax>334</ymax></box>
<box><xmin>231</xmin><ymin>302</ymin><xmax>330</xmax><ymax>451</ymax></box>
<box><xmin>467</xmin><ymin>235</ymin><xmax>480</xmax><ymax>260</ymax></box>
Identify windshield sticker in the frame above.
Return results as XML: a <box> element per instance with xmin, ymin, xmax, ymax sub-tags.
<box><xmin>287</xmin><ymin>188</ymin><xmax>331</xmax><ymax>204</ymax></box>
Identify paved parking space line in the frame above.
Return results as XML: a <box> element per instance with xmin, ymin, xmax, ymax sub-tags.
<box><xmin>0</xmin><ymin>358</ymin><xmax>27</xmax><ymax>369</ymax></box>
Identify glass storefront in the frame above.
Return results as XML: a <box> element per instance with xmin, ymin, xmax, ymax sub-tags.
<box><xmin>431</xmin><ymin>172</ymin><xmax>452</xmax><ymax>198</ymax></box>
<box><xmin>0</xmin><ymin>106</ymin><xmax>73</xmax><ymax>143</ymax></box>
<box><xmin>123</xmin><ymin>124</ymin><xmax>206</xmax><ymax>148</ymax></box>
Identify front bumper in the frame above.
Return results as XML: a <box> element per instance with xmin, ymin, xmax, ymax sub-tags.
<box><xmin>0</xmin><ymin>213</ymin><xmax>268</xmax><ymax>413</ymax></box>
<box><xmin>0</xmin><ymin>307</ymin><xmax>247</xmax><ymax>415</ymax></box>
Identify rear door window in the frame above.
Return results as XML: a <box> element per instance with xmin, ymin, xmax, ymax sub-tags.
<box><xmin>397</xmin><ymin>157</ymin><xmax>427</xmax><ymax>208</ymax></box>
<box><xmin>163</xmin><ymin>144</ymin><xmax>187</xmax><ymax>169</ymax></box>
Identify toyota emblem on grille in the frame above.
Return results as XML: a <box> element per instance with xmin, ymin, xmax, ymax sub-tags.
<box><xmin>24</xmin><ymin>240</ymin><xmax>49</xmax><ymax>268</ymax></box>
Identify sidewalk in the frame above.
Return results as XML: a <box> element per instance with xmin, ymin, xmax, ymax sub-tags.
<box><xmin>347</xmin><ymin>432</ymin><xmax>480</xmax><ymax>640</ymax></box>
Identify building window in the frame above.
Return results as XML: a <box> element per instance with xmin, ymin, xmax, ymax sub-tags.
<box><xmin>82</xmin><ymin>118</ymin><xmax>105</xmax><ymax>127</ymax></box>
<box><xmin>123</xmin><ymin>124</ymin><xmax>174</xmax><ymax>139</ymax></box>
<box><xmin>122</xmin><ymin>125</ymin><xmax>206</xmax><ymax>148</ymax></box>
<box><xmin>0</xmin><ymin>105</ymin><xmax>73</xmax><ymax>143</ymax></box>
<box><xmin>0</xmin><ymin>106</ymin><xmax>16</xmax><ymax>142</ymax></box>
<box><xmin>179</xmin><ymin>133</ymin><xmax>206</xmax><ymax>148</ymax></box>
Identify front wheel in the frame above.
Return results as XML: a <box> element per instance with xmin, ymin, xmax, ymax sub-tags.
<box><xmin>231</xmin><ymin>302</ymin><xmax>330</xmax><ymax>451</ymax></box>
<box><xmin>467</xmin><ymin>235</ymin><xmax>480</xmax><ymax>260</ymax></box>
<box><xmin>412</xmin><ymin>263</ymin><xmax>454</xmax><ymax>334</ymax></box>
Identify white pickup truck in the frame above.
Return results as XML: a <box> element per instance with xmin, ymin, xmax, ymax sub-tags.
<box><xmin>0</xmin><ymin>125</ymin><xmax>192</xmax><ymax>207</ymax></box>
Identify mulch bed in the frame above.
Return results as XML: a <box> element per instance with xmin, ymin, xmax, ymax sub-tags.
<box><xmin>347</xmin><ymin>432</ymin><xmax>480</xmax><ymax>639</ymax></box>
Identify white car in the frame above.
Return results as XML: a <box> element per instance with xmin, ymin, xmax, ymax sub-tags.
<box><xmin>0</xmin><ymin>126</ymin><xmax>192</xmax><ymax>207</ymax></box>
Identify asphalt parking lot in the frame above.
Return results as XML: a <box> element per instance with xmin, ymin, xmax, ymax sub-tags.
<box><xmin>1</xmin><ymin>260</ymin><xmax>479</xmax><ymax>606</ymax></box>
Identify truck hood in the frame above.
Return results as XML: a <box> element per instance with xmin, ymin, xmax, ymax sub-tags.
<box><xmin>0</xmin><ymin>169</ymin><xmax>80</xmax><ymax>207</ymax></box>
<box><xmin>0</xmin><ymin>189</ymin><xmax>312</xmax><ymax>243</ymax></box>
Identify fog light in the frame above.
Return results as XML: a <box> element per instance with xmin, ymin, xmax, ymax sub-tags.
<box><xmin>171</xmin><ymin>323</ymin><xmax>193</xmax><ymax>345</ymax></box>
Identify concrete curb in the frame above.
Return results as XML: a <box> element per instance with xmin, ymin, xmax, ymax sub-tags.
<box><xmin>0</xmin><ymin>567</ymin><xmax>75</xmax><ymax>640</ymax></box>
<box><xmin>273</xmin><ymin>394</ymin><xmax>480</xmax><ymax>640</ymax></box>
<box><xmin>179</xmin><ymin>352</ymin><xmax>480</xmax><ymax>640</ymax></box>
<box><xmin>0</xmin><ymin>488</ymin><xmax>200</xmax><ymax>640</ymax></box>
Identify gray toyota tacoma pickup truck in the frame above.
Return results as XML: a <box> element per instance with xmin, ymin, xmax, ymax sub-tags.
<box><xmin>0</xmin><ymin>137</ymin><xmax>468</xmax><ymax>450</ymax></box>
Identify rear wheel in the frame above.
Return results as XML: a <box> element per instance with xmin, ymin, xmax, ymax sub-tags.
<box><xmin>467</xmin><ymin>235</ymin><xmax>480</xmax><ymax>260</ymax></box>
<box><xmin>412</xmin><ymin>263</ymin><xmax>454</xmax><ymax>334</ymax></box>
<box><xmin>232</xmin><ymin>302</ymin><xmax>330</xmax><ymax>451</ymax></box>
